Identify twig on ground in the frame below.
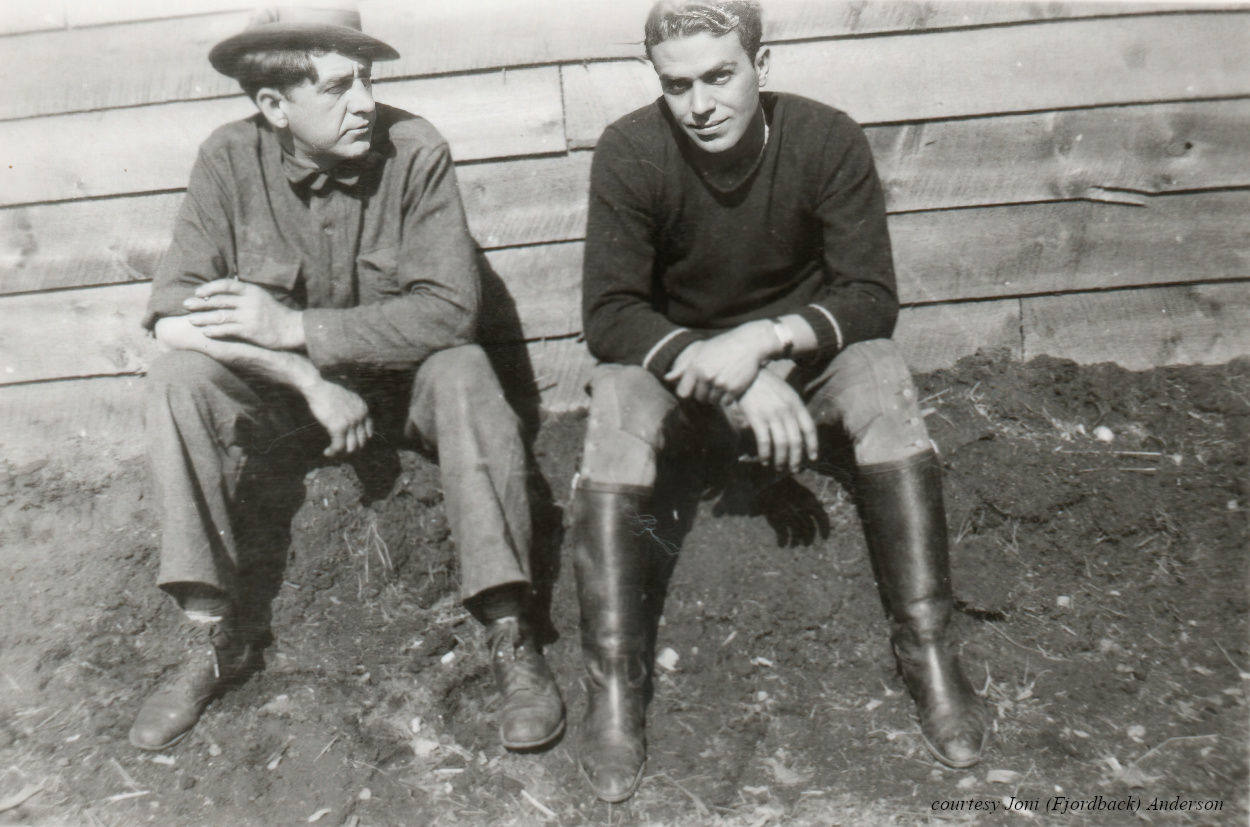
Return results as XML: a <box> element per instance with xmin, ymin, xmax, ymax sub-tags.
<box><xmin>32</xmin><ymin>709</ymin><xmax>63</xmax><ymax>731</ymax></box>
<box><xmin>315</xmin><ymin>735</ymin><xmax>339</xmax><ymax>761</ymax></box>
<box><xmin>104</xmin><ymin>790</ymin><xmax>150</xmax><ymax>803</ymax></box>
<box><xmin>1134</xmin><ymin>734</ymin><xmax>1218</xmax><ymax>766</ymax></box>
<box><xmin>1076</xmin><ymin>467</ymin><xmax>1157</xmax><ymax>474</ymax></box>
<box><xmin>1214</xmin><ymin>641</ymin><xmax>1250</xmax><ymax>677</ymax></box>
<box><xmin>265</xmin><ymin>735</ymin><xmax>295</xmax><ymax>770</ymax></box>
<box><xmin>108</xmin><ymin>758</ymin><xmax>140</xmax><ymax>790</ymax></box>
<box><xmin>1056</xmin><ymin>450</ymin><xmax>1164</xmax><ymax>457</ymax></box>
<box><xmin>369</xmin><ymin>519</ymin><xmax>393</xmax><ymax>572</ymax></box>
<box><xmin>658</xmin><ymin>771</ymin><xmax>710</xmax><ymax>817</ymax></box>
<box><xmin>0</xmin><ymin>783</ymin><xmax>44</xmax><ymax>813</ymax></box>
<box><xmin>984</xmin><ymin>622</ymin><xmax>1068</xmax><ymax>662</ymax></box>
<box><xmin>520</xmin><ymin>788</ymin><xmax>556</xmax><ymax>819</ymax></box>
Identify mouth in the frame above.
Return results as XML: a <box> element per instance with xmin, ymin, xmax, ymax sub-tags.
<box><xmin>689</xmin><ymin>119</ymin><xmax>728</xmax><ymax>137</ymax></box>
<box><xmin>344</xmin><ymin>124</ymin><xmax>372</xmax><ymax>138</ymax></box>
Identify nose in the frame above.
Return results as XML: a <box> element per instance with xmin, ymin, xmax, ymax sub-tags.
<box><xmin>348</xmin><ymin>79</ymin><xmax>375</xmax><ymax>117</ymax></box>
<box><xmin>690</xmin><ymin>82</ymin><xmax>715</xmax><ymax>120</ymax></box>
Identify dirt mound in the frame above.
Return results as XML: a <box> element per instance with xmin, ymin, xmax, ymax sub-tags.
<box><xmin>1</xmin><ymin>352</ymin><xmax>1246</xmax><ymax>824</ymax></box>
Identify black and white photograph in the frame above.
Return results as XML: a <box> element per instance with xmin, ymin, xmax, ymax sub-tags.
<box><xmin>0</xmin><ymin>0</ymin><xmax>1246</xmax><ymax>823</ymax></box>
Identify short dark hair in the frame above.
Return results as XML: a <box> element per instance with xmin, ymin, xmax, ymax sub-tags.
<box><xmin>644</xmin><ymin>1</ymin><xmax>763</xmax><ymax>61</ymax></box>
<box><xmin>234</xmin><ymin>48</ymin><xmax>325</xmax><ymax>101</ymax></box>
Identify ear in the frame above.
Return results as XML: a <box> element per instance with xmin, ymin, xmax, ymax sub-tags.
<box><xmin>754</xmin><ymin>46</ymin><xmax>771</xmax><ymax>87</ymax></box>
<box><xmin>254</xmin><ymin>87</ymin><xmax>288</xmax><ymax>130</ymax></box>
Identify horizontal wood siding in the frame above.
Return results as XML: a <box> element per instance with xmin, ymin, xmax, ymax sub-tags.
<box><xmin>870</xmin><ymin>101</ymin><xmax>1250</xmax><ymax>211</ymax></box>
<box><xmin>562</xmin><ymin>14</ymin><xmax>1250</xmax><ymax>146</ymax></box>
<box><xmin>891</xmin><ymin>191</ymin><xmax>1250</xmax><ymax>301</ymax></box>
<box><xmin>0</xmin><ymin>1</ymin><xmax>1247</xmax><ymax>455</ymax></box>
<box><xmin>8</xmin><ymin>189</ymin><xmax>1243</xmax><ymax>322</ymax></box>
<box><xmin>6</xmin><ymin>102</ymin><xmax>1247</xmax><ymax>295</ymax></box>
<box><xmin>1022</xmin><ymin>282</ymin><xmax>1250</xmax><ymax>369</ymax></box>
<box><xmin>0</xmin><ymin>68</ymin><xmax>564</xmax><ymax>206</ymax></box>
<box><xmin>9</xmin><ymin>3</ymin><xmax>1236</xmax><ymax>118</ymax></box>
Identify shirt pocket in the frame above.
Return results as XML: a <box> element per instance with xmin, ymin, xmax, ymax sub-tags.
<box><xmin>237</xmin><ymin>251</ymin><xmax>301</xmax><ymax>294</ymax></box>
<box><xmin>356</xmin><ymin>245</ymin><xmax>400</xmax><ymax>303</ymax></box>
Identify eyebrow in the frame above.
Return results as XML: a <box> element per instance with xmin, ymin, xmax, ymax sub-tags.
<box><xmin>318</xmin><ymin>66</ymin><xmax>372</xmax><ymax>91</ymax></box>
<box><xmin>659</xmin><ymin>60</ymin><xmax>736</xmax><ymax>84</ymax></box>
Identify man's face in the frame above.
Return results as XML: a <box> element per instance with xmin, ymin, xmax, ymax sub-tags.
<box><xmin>280</xmin><ymin>51</ymin><xmax>376</xmax><ymax>167</ymax></box>
<box><xmin>650</xmin><ymin>31</ymin><xmax>768</xmax><ymax>154</ymax></box>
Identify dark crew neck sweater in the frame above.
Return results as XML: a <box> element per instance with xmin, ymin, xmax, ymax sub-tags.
<box><xmin>582</xmin><ymin>92</ymin><xmax>898</xmax><ymax>376</ymax></box>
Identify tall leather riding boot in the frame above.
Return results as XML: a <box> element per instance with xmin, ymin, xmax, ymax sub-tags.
<box><xmin>571</xmin><ymin>483</ymin><xmax>650</xmax><ymax>803</ymax></box>
<box><xmin>129</xmin><ymin>609</ymin><xmax>254</xmax><ymax>751</ymax></box>
<box><xmin>857</xmin><ymin>451</ymin><xmax>988</xmax><ymax>768</ymax></box>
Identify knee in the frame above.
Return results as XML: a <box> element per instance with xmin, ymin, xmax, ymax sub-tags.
<box><xmin>842</xmin><ymin>339</ymin><xmax>912</xmax><ymax>385</ymax></box>
<box><xmin>813</xmin><ymin>339</ymin><xmax>932</xmax><ymax>464</ymax></box>
<box><xmin>145</xmin><ymin>350</ymin><xmax>236</xmax><ymax>414</ymax></box>
<box><xmin>419</xmin><ymin>345</ymin><xmax>515</xmax><ymax>420</ymax></box>
<box><xmin>147</xmin><ymin>350</ymin><xmax>231</xmax><ymax>390</ymax></box>
<box><xmin>586</xmin><ymin>365</ymin><xmax>672</xmax><ymax>446</ymax></box>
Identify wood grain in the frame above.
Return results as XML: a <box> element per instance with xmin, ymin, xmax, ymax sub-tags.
<box><xmin>0</xmin><ymin>154</ymin><xmax>593</xmax><ymax>295</ymax></box>
<box><xmin>0</xmin><ymin>376</ymin><xmax>147</xmax><ymax>468</ymax></box>
<box><xmin>8</xmin><ymin>2</ymin><xmax>1236</xmax><ymax>119</ymax></box>
<box><xmin>1022</xmin><ymin>282</ymin><xmax>1250</xmax><ymax>369</ymax></box>
<box><xmin>6</xmin><ymin>188</ymin><xmax>1249</xmax><ymax>337</ymax></box>
<box><xmin>0</xmin><ymin>243</ymin><xmax>583</xmax><ymax>386</ymax></box>
<box><xmin>0</xmin><ymin>341</ymin><xmax>592</xmax><ymax>469</ymax></box>
<box><xmin>894</xmin><ymin>300</ymin><xmax>1022</xmax><ymax>372</ymax></box>
<box><xmin>871</xmin><ymin>100</ymin><xmax>1250</xmax><ymax>212</ymax></box>
<box><xmin>892</xmin><ymin>190</ymin><xmax>1250</xmax><ymax>302</ymax></box>
<box><xmin>7</xmin><ymin>102</ymin><xmax>1250</xmax><ymax>297</ymax></box>
<box><xmin>0</xmin><ymin>5</ymin><xmax>66</xmax><ymax>36</ymax></box>
<box><xmin>64</xmin><ymin>0</ymin><xmax>246</xmax><ymax>28</ymax></box>
<box><xmin>0</xmin><ymin>67</ymin><xmax>565</xmax><ymax>206</ymax></box>
<box><xmin>562</xmin><ymin>12</ymin><xmax>1250</xmax><ymax>146</ymax></box>
<box><xmin>0</xmin><ymin>270</ymin><xmax>1027</xmax><ymax>386</ymax></box>
<box><xmin>0</xmin><ymin>283</ymin><xmax>156</xmax><ymax>385</ymax></box>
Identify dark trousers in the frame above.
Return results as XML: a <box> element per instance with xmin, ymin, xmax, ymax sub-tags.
<box><xmin>145</xmin><ymin>344</ymin><xmax>532</xmax><ymax>603</ymax></box>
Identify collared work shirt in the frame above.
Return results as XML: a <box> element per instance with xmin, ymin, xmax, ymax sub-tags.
<box><xmin>144</xmin><ymin>104</ymin><xmax>480</xmax><ymax>372</ymax></box>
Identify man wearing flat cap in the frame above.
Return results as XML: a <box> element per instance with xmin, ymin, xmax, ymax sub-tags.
<box><xmin>130</xmin><ymin>5</ymin><xmax>564</xmax><ymax>753</ymax></box>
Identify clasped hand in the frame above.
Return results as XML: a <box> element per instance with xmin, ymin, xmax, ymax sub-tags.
<box><xmin>665</xmin><ymin>321</ymin><xmax>776</xmax><ymax>405</ymax></box>
<box><xmin>184</xmin><ymin>279</ymin><xmax>304</xmax><ymax>351</ymax></box>
<box><xmin>728</xmin><ymin>369</ymin><xmax>818</xmax><ymax>474</ymax></box>
<box><xmin>304</xmin><ymin>378</ymin><xmax>374</xmax><ymax>457</ymax></box>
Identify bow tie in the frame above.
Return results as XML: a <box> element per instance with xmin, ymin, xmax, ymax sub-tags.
<box><xmin>283</xmin><ymin>151</ymin><xmax>380</xmax><ymax>193</ymax></box>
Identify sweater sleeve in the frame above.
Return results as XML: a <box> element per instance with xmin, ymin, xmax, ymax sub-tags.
<box><xmin>302</xmin><ymin>140</ymin><xmax>480</xmax><ymax>371</ymax></box>
<box><xmin>800</xmin><ymin>116</ymin><xmax>898</xmax><ymax>359</ymax></box>
<box><xmin>582</xmin><ymin>125</ymin><xmax>701</xmax><ymax>377</ymax></box>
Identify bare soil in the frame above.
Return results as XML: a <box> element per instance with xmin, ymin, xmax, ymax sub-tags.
<box><xmin>1</xmin><ymin>350</ymin><xmax>1247</xmax><ymax>826</ymax></box>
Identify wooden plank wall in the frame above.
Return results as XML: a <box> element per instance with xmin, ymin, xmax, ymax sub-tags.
<box><xmin>2</xmin><ymin>0</ymin><xmax>1249</xmax><ymax>467</ymax></box>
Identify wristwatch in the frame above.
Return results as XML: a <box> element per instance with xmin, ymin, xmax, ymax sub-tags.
<box><xmin>769</xmin><ymin>317</ymin><xmax>795</xmax><ymax>359</ymax></box>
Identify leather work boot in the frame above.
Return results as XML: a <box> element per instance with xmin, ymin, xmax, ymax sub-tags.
<box><xmin>857</xmin><ymin>451</ymin><xmax>989</xmax><ymax>768</ymax></box>
<box><xmin>129</xmin><ymin>612</ymin><xmax>254</xmax><ymax>751</ymax></box>
<box><xmin>571</xmin><ymin>483</ymin><xmax>650</xmax><ymax>803</ymax></box>
<box><xmin>487</xmin><ymin>615</ymin><xmax>565</xmax><ymax>750</ymax></box>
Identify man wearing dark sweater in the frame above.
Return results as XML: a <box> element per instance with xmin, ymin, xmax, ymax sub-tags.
<box><xmin>571</xmin><ymin>0</ymin><xmax>988</xmax><ymax>803</ymax></box>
